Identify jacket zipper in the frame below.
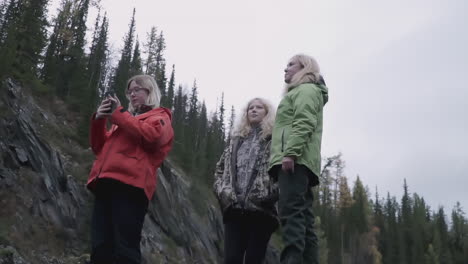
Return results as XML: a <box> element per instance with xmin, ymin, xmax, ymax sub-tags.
<box><xmin>281</xmin><ymin>128</ymin><xmax>285</xmax><ymax>152</ymax></box>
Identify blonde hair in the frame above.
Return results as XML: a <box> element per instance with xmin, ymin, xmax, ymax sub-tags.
<box><xmin>285</xmin><ymin>54</ymin><xmax>322</xmax><ymax>91</ymax></box>
<box><xmin>126</xmin><ymin>75</ymin><xmax>161</xmax><ymax>113</ymax></box>
<box><xmin>232</xmin><ymin>98</ymin><xmax>275</xmax><ymax>140</ymax></box>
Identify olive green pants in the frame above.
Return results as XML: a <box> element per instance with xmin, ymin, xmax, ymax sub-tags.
<box><xmin>278</xmin><ymin>165</ymin><xmax>318</xmax><ymax>264</ymax></box>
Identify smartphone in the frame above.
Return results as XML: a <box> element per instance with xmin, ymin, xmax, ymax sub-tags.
<box><xmin>103</xmin><ymin>91</ymin><xmax>116</xmax><ymax>113</ymax></box>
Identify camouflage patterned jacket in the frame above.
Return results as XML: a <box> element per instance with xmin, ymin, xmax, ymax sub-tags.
<box><xmin>213</xmin><ymin>135</ymin><xmax>278</xmax><ymax>218</ymax></box>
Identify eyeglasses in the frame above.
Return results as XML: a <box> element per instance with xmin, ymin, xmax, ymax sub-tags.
<box><xmin>126</xmin><ymin>87</ymin><xmax>149</xmax><ymax>97</ymax></box>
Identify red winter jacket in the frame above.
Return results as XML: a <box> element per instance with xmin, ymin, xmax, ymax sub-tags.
<box><xmin>87</xmin><ymin>106</ymin><xmax>174</xmax><ymax>200</ymax></box>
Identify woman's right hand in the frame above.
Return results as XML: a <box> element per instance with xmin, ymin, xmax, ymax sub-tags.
<box><xmin>95</xmin><ymin>98</ymin><xmax>112</xmax><ymax>120</ymax></box>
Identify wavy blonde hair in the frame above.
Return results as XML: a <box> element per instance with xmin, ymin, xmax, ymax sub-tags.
<box><xmin>285</xmin><ymin>54</ymin><xmax>322</xmax><ymax>91</ymax></box>
<box><xmin>126</xmin><ymin>75</ymin><xmax>161</xmax><ymax>113</ymax></box>
<box><xmin>232</xmin><ymin>98</ymin><xmax>275</xmax><ymax>140</ymax></box>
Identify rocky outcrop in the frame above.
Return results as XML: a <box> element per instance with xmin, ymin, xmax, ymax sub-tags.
<box><xmin>0</xmin><ymin>79</ymin><xmax>279</xmax><ymax>264</ymax></box>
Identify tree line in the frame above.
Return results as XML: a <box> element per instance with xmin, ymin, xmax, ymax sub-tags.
<box><xmin>314</xmin><ymin>153</ymin><xmax>468</xmax><ymax>264</ymax></box>
<box><xmin>0</xmin><ymin>1</ymin><xmax>467</xmax><ymax>263</ymax></box>
<box><xmin>0</xmin><ymin>0</ymin><xmax>228</xmax><ymax>183</ymax></box>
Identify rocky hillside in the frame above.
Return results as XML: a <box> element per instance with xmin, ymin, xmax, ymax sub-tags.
<box><xmin>0</xmin><ymin>79</ymin><xmax>279</xmax><ymax>264</ymax></box>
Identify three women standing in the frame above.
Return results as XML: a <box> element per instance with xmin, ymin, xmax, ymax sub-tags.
<box><xmin>88</xmin><ymin>54</ymin><xmax>327</xmax><ymax>264</ymax></box>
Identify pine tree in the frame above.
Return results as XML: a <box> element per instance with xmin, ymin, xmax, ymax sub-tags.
<box><xmin>195</xmin><ymin>101</ymin><xmax>209</xmax><ymax>178</ymax></box>
<box><xmin>218</xmin><ymin>93</ymin><xmax>226</xmax><ymax>143</ymax></box>
<box><xmin>86</xmin><ymin>11</ymin><xmax>109</xmax><ymax>103</ymax></box>
<box><xmin>0</xmin><ymin>0</ymin><xmax>49</xmax><ymax>77</ymax></box>
<box><xmin>400</xmin><ymin>179</ymin><xmax>413</xmax><ymax>264</ymax></box>
<box><xmin>450</xmin><ymin>202</ymin><xmax>468</xmax><ymax>263</ymax></box>
<box><xmin>435</xmin><ymin>207</ymin><xmax>453</xmax><ymax>264</ymax></box>
<box><xmin>165</xmin><ymin>64</ymin><xmax>175</xmax><ymax>109</ymax></box>
<box><xmin>66</xmin><ymin>0</ymin><xmax>91</xmax><ymax>103</ymax></box>
<box><xmin>187</xmin><ymin>80</ymin><xmax>199</xmax><ymax>152</ymax></box>
<box><xmin>41</xmin><ymin>0</ymin><xmax>73</xmax><ymax>85</ymax></box>
<box><xmin>317</xmin><ymin>155</ymin><xmax>339</xmax><ymax>263</ymax></box>
<box><xmin>351</xmin><ymin>176</ymin><xmax>370</xmax><ymax>234</ymax></box>
<box><xmin>349</xmin><ymin>176</ymin><xmax>372</xmax><ymax>263</ymax></box>
<box><xmin>227</xmin><ymin>105</ymin><xmax>235</xmax><ymax>143</ymax></box>
<box><xmin>412</xmin><ymin>194</ymin><xmax>430</xmax><ymax>264</ymax></box>
<box><xmin>143</xmin><ymin>26</ymin><xmax>157</xmax><ymax>76</ymax></box>
<box><xmin>338</xmin><ymin>175</ymin><xmax>353</xmax><ymax>259</ymax></box>
<box><xmin>77</xmin><ymin>10</ymin><xmax>109</xmax><ymax>144</ymax></box>
<box><xmin>129</xmin><ymin>38</ymin><xmax>142</xmax><ymax>76</ymax></box>
<box><xmin>172</xmin><ymin>85</ymin><xmax>187</xmax><ymax>159</ymax></box>
<box><xmin>0</xmin><ymin>0</ymin><xmax>20</xmax><ymax>75</ymax></box>
<box><xmin>41</xmin><ymin>0</ymin><xmax>90</xmax><ymax>100</ymax></box>
<box><xmin>383</xmin><ymin>193</ymin><xmax>400</xmax><ymax>264</ymax></box>
<box><xmin>154</xmin><ymin>31</ymin><xmax>167</xmax><ymax>98</ymax></box>
<box><xmin>373</xmin><ymin>187</ymin><xmax>386</xmax><ymax>261</ymax></box>
<box><xmin>111</xmin><ymin>8</ymin><xmax>136</xmax><ymax>101</ymax></box>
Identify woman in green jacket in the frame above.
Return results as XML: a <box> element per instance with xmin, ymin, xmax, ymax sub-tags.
<box><xmin>269</xmin><ymin>54</ymin><xmax>328</xmax><ymax>264</ymax></box>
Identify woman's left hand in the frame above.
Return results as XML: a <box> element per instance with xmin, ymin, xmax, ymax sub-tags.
<box><xmin>281</xmin><ymin>156</ymin><xmax>295</xmax><ymax>173</ymax></box>
<box><xmin>107</xmin><ymin>95</ymin><xmax>121</xmax><ymax>124</ymax></box>
<box><xmin>108</xmin><ymin>95</ymin><xmax>121</xmax><ymax>109</ymax></box>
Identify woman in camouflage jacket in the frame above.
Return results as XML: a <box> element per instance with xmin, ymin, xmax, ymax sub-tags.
<box><xmin>214</xmin><ymin>97</ymin><xmax>279</xmax><ymax>264</ymax></box>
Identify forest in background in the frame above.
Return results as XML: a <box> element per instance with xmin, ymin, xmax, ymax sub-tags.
<box><xmin>0</xmin><ymin>0</ymin><xmax>467</xmax><ymax>263</ymax></box>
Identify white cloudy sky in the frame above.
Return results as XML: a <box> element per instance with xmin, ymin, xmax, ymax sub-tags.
<box><xmin>50</xmin><ymin>0</ymin><xmax>468</xmax><ymax>210</ymax></box>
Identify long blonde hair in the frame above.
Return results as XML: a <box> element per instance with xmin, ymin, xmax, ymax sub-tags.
<box><xmin>285</xmin><ymin>54</ymin><xmax>322</xmax><ymax>91</ymax></box>
<box><xmin>232</xmin><ymin>98</ymin><xmax>275</xmax><ymax>140</ymax></box>
<box><xmin>126</xmin><ymin>75</ymin><xmax>161</xmax><ymax>113</ymax></box>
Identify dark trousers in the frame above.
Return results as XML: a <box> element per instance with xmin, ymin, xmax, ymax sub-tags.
<box><xmin>223</xmin><ymin>209</ymin><xmax>277</xmax><ymax>264</ymax></box>
<box><xmin>90</xmin><ymin>179</ymin><xmax>149</xmax><ymax>264</ymax></box>
<box><xmin>278</xmin><ymin>165</ymin><xmax>318</xmax><ymax>264</ymax></box>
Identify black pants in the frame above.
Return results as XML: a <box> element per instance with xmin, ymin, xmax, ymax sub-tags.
<box><xmin>223</xmin><ymin>209</ymin><xmax>278</xmax><ymax>264</ymax></box>
<box><xmin>278</xmin><ymin>165</ymin><xmax>318</xmax><ymax>264</ymax></box>
<box><xmin>90</xmin><ymin>179</ymin><xmax>149</xmax><ymax>264</ymax></box>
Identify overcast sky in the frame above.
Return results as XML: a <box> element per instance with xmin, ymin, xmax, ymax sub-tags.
<box><xmin>50</xmin><ymin>0</ymin><xmax>468</xmax><ymax>211</ymax></box>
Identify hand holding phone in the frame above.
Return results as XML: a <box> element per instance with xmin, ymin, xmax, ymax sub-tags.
<box><xmin>95</xmin><ymin>98</ymin><xmax>112</xmax><ymax>119</ymax></box>
<box><xmin>104</xmin><ymin>92</ymin><xmax>117</xmax><ymax>113</ymax></box>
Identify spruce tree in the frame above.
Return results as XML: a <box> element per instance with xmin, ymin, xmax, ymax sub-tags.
<box><xmin>86</xmin><ymin>12</ymin><xmax>109</xmax><ymax>103</ymax></box>
<box><xmin>66</xmin><ymin>0</ymin><xmax>91</xmax><ymax>103</ymax></box>
<box><xmin>197</xmin><ymin>101</ymin><xmax>209</xmax><ymax>177</ymax></box>
<box><xmin>41</xmin><ymin>0</ymin><xmax>73</xmax><ymax>86</ymax></box>
<box><xmin>227</xmin><ymin>105</ymin><xmax>235</xmax><ymax>143</ymax></box>
<box><xmin>111</xmin><ymin>8</ymin><xmax>136</xmax><ymax>101</ymax></box>
<box><xmin>154</xmin><ymin>31</ymin><xmax>167</xmax><ymax>97</ymax></box>
<box><xmin>450</xmin><ymin>202</ymin><xmax>468</xmax><ymax>263</ymax></box>
<box><xmin>412</xmin><ymin>194</ymin><xmax>430</xmax><ymax>264</ymax></box>
<box><xmin>401</xmin><ymin>179</ymin><xmax>413</xmax><ymax>264</ymax></box>
<box><xmin>435</xmin><ymin>207</ymin><xmax>453</xmax><ymax>264</ymax></box>
<box><xmin>165</xmin><ymin>64</ymin><xmax>175</xmax><ymax>109</ymax></box>
<box><xmin>0</xmin><ymin>0</ymin><xmax>49</xmax><ymax>77</ymax></box>
<box><xmin>143</xmin><ymin>26</ymin><xmax>158</xmax><ymax>76</ymax></box>
<box><xmin>129</xmin><ymin>38</ymin><xmax>143</xmax><ymax>76</ymax></box>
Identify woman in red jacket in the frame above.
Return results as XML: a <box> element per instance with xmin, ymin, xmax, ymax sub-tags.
<box><xmin>87</xmin><ymin>75</ymin><xmax>173</xmax><ymax>264</ymax></box>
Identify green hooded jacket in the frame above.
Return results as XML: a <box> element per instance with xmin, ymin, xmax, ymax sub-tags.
<box><xmin>269</xmin><ymin>82</ymin><xmax>329</xmax><ymax>182</ymax></box>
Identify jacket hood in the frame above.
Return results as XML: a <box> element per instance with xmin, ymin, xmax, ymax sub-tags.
<box><xmin>316</xmin><ymin>84</ymin><xmax>329</xmax><ymax>105</ymax></box>
<box><xmin>156</xmin><ymin>107</ymin><xmax>173</xmax><ymax>120</ymax></box>
<box><xmin>140</xmin><ymin>106</ymin><xmax>172</xmax><ymax>119</ymax></box>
